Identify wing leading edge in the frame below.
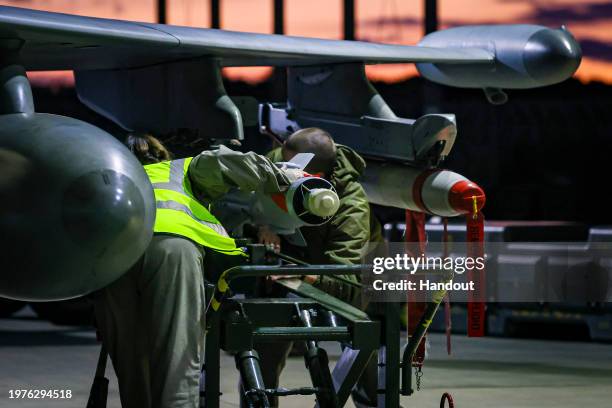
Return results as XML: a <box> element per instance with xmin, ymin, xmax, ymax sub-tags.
<box><xmin>0</xmin><ymin>5</ymin><xmax>493</xmax><ymax>71</ymax></box>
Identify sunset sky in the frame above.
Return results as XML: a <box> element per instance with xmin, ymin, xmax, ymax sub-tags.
<box><xmin>2</xmin><ymin>0</ymin><xmax>610</xmax><ymax>85</ymax></box>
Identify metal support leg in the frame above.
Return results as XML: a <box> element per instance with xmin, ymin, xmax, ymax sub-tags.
<box><xmin>86</xmin><ymin>345</ymin><xmax>109</xmax><ymax>408</ymax></box>
<box><xmin>331</xmin><ymin>348</ymin><xmax>376</xmax><ymax>406</ymax></box>
<box><xmin>328</xmin><ymin>307</ymin><xmax>375</xmax><ymax>406</ymax></box>
<box><xmin>401</xmin><ymin>286</ymin><xmax>449</xmax><ymax>396</ymax></box>
<box><xmin>300</xmin><ymin>310</ymin><xmax>339</xmax><ymax>408</ymax></box>
<box><xmin>204</xmin><ymin>314</ymin><xmax>221</xmax><ymax>408</ymax></box>
<box><xmin>377</xmin><ymin>302</ymin><xmax>401</xmax><ymax>408</ymax></box>
<box><xmin>235</xmin><ymin>351</ymin><xmax>270</xmax><ymax>408</ymax></box>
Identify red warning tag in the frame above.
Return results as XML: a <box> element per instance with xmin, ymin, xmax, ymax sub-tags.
<box><xmin>443</xmin><ymin>217</ymin><xmax>452</xmax><ymax>355</ymax></box>
<box><xmin>466</xmin><ymin>211</ymin><xmax>485</xmax><ymax>337</ymax></box>
<box><xmin>405</xmin><ymin>209</ymin><xmax>427</xmax><ymax>366</ymax></box>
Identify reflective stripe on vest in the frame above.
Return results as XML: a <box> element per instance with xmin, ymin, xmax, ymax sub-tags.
<box><xmin>144</xmin><ymin>158</ymin><xmax>245</xmax><ymax>256</ymax></box>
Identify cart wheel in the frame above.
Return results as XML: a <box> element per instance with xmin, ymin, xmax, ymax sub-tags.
<box><xmin>440</xmin><ymin>392</ymin><xmax>454</xmax><ymax>408</ymax></box>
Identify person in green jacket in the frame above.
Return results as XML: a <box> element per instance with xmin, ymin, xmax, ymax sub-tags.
<box><xmin>94</xmin><ymin>134</ymin><xmax>302</xmax><ymax>408</ymax></box>
<box><xmin>261</xmin><ymin>127</ymin><xmax>383</xmax><ymax>301</ymax></box>
<box><xmin>255</xmin><ymin>127</ymin><xmax>383</xmax><ymax>407</ymax></box>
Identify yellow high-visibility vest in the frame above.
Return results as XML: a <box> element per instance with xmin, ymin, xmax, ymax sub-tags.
<box><xmin>144</xmin><ymin>157</ymin><xmax>245</xmax><ymax>257</ymax></box>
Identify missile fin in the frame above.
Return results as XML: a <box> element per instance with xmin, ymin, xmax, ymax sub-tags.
<box><xmin>287</xmin><ymin>152</ymin><xmax>314</xmax><ymax>170</ymax></box>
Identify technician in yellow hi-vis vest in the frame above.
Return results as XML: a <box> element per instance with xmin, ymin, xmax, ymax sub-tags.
<box><xmin>94</xmin><ymin>135</ymin><xmax>297</xmax><ymax>408</ymax></box>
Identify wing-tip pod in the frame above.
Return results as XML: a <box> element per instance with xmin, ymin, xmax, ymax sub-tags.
<box><xmin>523</xmin><ymin>25</ymin><xmax>582</xmax><ymax>85</ymax></box>
<box><xmin>416</xmin><ymin>24</ymin><xmax>582</xmax><ymax>89</ymax></box>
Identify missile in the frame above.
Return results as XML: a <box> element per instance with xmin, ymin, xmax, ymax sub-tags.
<box><xmin>277</xmin><ymin>176</ymin><xmax>340</xmax><ymax>224</ymax></box>
<box><xmin>417</xmin><ymin>25</ymin><xmax>582</xmax><ymax>90</ymax></box>
<box><xmin>214</xmin><ymin>154</ymin><xmax>340</xmax><ymax>246</ymax></box>
<box><xmin>361</xmin><ymin>162</ymin><xmax>485</xmax><ymax>217</ymax></box>
<box><xmin>215</xmin><ymin>176</ymin><xmax>340</xmax><ymax>246</ymax></box>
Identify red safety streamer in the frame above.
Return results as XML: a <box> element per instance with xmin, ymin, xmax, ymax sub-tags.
<box><xmin>405</xmin><ymin>209</ymin><xmax>427</xmax><ymax>367</ymax></box>
<box><xmin>404</xmin><ymin>209</ymin><xmax>427</xmax><ymax>252</ymax></box>
<box><xmin>442</xmin><ymin>217</ymin><xmax>452</xmax><ymax>354</ymax></box>
<box><xmin>466</xmin><ymin>200</ymin><xmax>486</xmax><ymax>337</ymax></box>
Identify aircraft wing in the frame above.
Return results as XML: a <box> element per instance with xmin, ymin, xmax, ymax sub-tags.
<box><xmin>0</xmin><ymin>5</ymin><xmax>493</xmax><ymax>71</ymax></box>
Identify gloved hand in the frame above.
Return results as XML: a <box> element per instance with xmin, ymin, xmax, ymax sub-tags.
<box><xmin>282</xmin><ymin>168</ymin><xmax>306</xmax><ymax>183</ymax></box>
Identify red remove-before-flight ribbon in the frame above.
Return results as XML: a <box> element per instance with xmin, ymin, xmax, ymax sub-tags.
<box><xmin>466</xmin><ymin>205</ymin><xmax>486</xmax><ymax>337</ymax></box>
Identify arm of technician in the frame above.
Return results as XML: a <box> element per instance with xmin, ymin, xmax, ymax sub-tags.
<box><xmin>188</xmin><ymin>145</ymin><xmax>292</xmax><ymax>200</ymax></box>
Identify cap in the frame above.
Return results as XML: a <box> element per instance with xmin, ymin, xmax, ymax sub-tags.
<box><xmin>304</xmin><ymin>188</ymin><xmax>340</xmax><ymax>217</ymax></box>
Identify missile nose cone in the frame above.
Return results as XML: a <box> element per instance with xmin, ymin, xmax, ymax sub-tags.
<box><xmin>448</xmin><ymin>180</ymin><xmax>486</xmax><ymax>215</ymax></box>
<box><xmin>524</xmin><ymin>27</ymin><xmax>582</xmax><ymax>84</ymax></box>
<box><xmin>319</xmin><ymin>196</ymin><xmax>336</xmax><ymax>211</ymax></box>
<box><xmin>305</xmin><ymin>188</ymin><xmax>340</xmax><ymax>217</ymax></box>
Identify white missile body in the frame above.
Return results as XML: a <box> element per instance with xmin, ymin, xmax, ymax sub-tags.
<box><xmin>361</xmin><ymin>162</ymin><xmax>485</xmax><ymax>217</ymax></box>
<box><xmin>214</xmin><ymin>153</ymin><xmax>340</xmax><ymax>246</ymax></box>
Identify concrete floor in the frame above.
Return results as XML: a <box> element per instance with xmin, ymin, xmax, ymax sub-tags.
<box><xmin>1</xmin><ymin>308</ymin><xmax>611</xmax><ymax>408</ymax></box>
